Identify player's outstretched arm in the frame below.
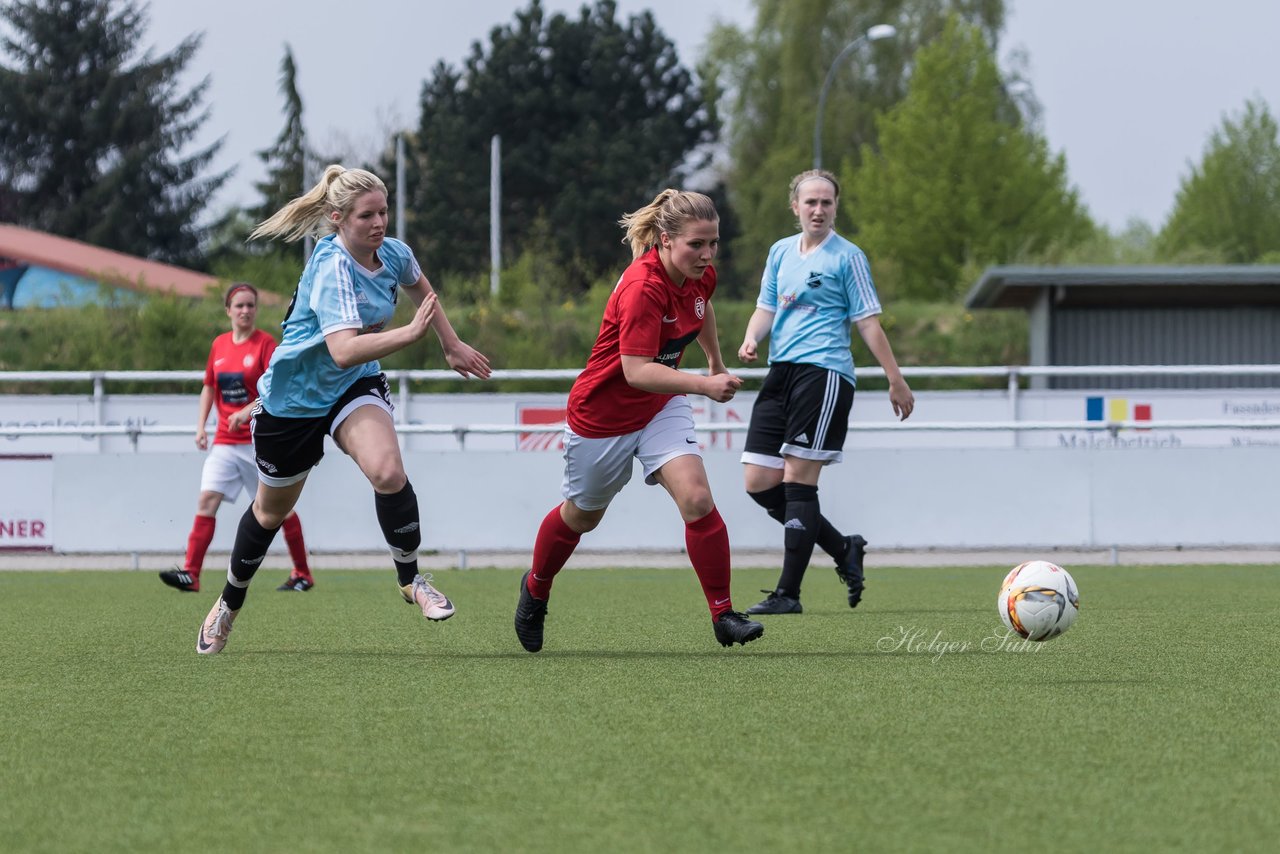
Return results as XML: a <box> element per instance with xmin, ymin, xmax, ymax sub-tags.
<box><xmin>325</xmin><ymin>294</ymin><xmax>437</xmax><ymax>368</ymax></box>
<box><xmin>855</xmin><ymin>315</ymin><xmax>914</xmax><ymax>421</ymax></box>
<box><xmin>404</xmin><ymin>277</ymin><xmax>492</xmax><ymax>379</ymax></box>
<box><xmin>620</xmin><ymin>355</ymin><xmax>742</xmax><ymax>403</ymax></box>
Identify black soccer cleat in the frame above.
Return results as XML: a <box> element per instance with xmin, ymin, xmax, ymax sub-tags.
<box><xmin>835</xmin><ymin>534</ymin><xmax>867</xmax><ymax>608</ymax></box>
<box><xmin>276</xmin><ymin>573</ymin><xmax>315</xmax><ymax>592</ymax></box>
<box><xmin>713</xmin><ymin>610</ymin><xmax>765</xmax><ymax>647</ymax></box>
<box><xmin>159</xmin><ymin>568</ymin><xmax>199</xmax><ymax>592</ymax></box>
<box><xmin>514</xmin><ymin>570</ymin><xmax>549</xmax><ymax>653</ymax></box>
<box><xmin>745</xmin><ymin>590</ymin><xmax>803</xmax><ymax>615</ymax></box>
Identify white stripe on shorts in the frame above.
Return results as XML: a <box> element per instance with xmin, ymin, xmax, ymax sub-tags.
<box><xmin>812</xmin><ymin>369</ymin><xmax>840</xmax><ymax>450</ymax></box>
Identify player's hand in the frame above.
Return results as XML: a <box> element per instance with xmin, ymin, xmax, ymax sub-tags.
<box><xmin>443</xmin><ymin>341</ymin><xmax>492</xmax><ymax>379</ymax></box>
<box><xmin>703</xmin><ymin>372</ymin><xmax>743</xmax><ymax>403</ymax></box>
<box><xmin>738</xmin><ymin>339</ymin><xmax>758</xmax><ymax>363</ymax></box>
<box><xmin>890</xmin><ymin>379</ymin><xmax>915</xmax><ymax>421</ymax></box>
<box><xmin>194</xmin><ymin>428</ymin><xmax>209</xmax><ymax>451</ymax></box>
<box><xmin>408</xmin><ymin>293</ymin><xmax>438</xmax><ymax>341</ymax></box>
<box><xmin>227</xmin><ymin>410</ymin><xmax>250</xmax><ymax>433</ymax></box>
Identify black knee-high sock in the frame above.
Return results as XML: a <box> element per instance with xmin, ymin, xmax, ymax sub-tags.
<box><xmin>749</xmin><ymin>484</ymin><xmax>847</xmax><ymax>560</ymax></box>
<box><xmin>776</xmin><ymin>483</ymin><xmax>821</xmax><ymax>597</ymax></box>
<box><xmin>375</xmin><ymin>481</ymin><xmax>422</xmax><ymax>587</ymax></box>
<box><xmin>221</xmin><ymin>507</ymin><xmax>280</xmax><ymax>610</ymax></box>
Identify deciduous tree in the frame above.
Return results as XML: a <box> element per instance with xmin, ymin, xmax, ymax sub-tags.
<box><xmin>1158</xmin><ymin>98</ymin><xmax>1280</xmax><ymax>263</ymax></box>
<box><xmin>850</xmin><ymin>16</ymin><xmax>1092</xmax><ymax>300</ymax></box>
<box><xmin>250</xmin><ymin>45</ymin><xmax>309</xmax><ymax>229</ymax></box>
<box><xmin>705</xmin><ymin>0</ymin><xmax>1007</xmax><ymax>284</ymax></box>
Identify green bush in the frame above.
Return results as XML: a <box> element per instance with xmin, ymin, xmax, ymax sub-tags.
<box><xmin>858</xmin><ymin>301</ymin><xmax>1027</xmax><ymax>389</ymax></box>
<box><xmin>0</xmin><ymin>287</ymin><xmax>297</xmax><ymax>393</ymax></box>
<box><xmin>211</xmin><ymin>249</ymin><xmax>308</xmax><ymax>300</ymax></box>
<box><xmin>0</xmin><ymin>277</ymin><xmax>1027</xmax><ymax>394</ymax></box>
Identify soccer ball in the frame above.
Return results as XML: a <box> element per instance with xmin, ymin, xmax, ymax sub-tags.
<box><xmin>997</xmin><ymin>560</ymin><xmax>1079</xmax><ymax>642</ymax></box>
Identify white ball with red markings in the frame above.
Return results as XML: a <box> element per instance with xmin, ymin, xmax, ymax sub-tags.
<box><xmin>997</xmin><ymin>560</ymin><xmax>1079</xmax><ymax>642</ymax></box>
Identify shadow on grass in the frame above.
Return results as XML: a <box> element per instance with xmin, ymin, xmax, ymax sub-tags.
<box><xmin>863</xmin><ymin>608</ymin><xmax>980</xmax><ymax>615</ymax></box>
<box><xmin>224</xmin><ymin>647</ymin><xmax>888</xmax><ymax>660</ymax></box>
<box><xmin>1053</xmin><ymin>678</ymin><xmax>1157</xmax><ymax>685</ymax></box>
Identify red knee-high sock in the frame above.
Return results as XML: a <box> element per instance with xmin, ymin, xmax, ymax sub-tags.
<box><xmin>185</xmin><ymin>514</ymin><xmax>216</xmax><ymax>577</ymax></box>
<box><xmin>685</xmin><ymin>507</ymin><xmax>732</xmax><ymax>619</ymax></box>
<box><xmin>527</xmin><ymin>505</ymin><xmax>581</xmax><ymax>599</ymax></box>
<box><xmin>282</xmin><ymin>513</ymin><xmax>311</xmax><ymax>579</ymax></box>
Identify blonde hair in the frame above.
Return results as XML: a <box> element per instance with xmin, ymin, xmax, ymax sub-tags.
<box><xmin>618</xmin><ymin>189</ymin><xmax>719</xmax><ymax>259</ymax></box>
<box><xmin>249</xmin><ymin>165</ymin><xmax>388</xmax><ymax>243</ymax></box>
<box><xmin>788</xmin><ymin>169</ymin><xmax>841</xmax><ymax>202</ymax></box>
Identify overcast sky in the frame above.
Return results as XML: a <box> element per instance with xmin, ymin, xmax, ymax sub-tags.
<box><xmin>138</xmin><ymin>0</ymin><xmax>1280</xmax><ymax>232</ymax></box>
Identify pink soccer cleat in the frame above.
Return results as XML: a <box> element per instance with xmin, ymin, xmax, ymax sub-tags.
<box><xmin>399</xmin><ymin>573</ymin><xmax>455</xmax><ymax>621</ymax></box>
<box><xmin>196</xmin><ymin>598</ymin><xmax>239</xmax><ymax>654</ymax></box>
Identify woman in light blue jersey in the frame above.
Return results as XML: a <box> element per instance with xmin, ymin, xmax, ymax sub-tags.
<box><xmin>195</xmin><ymin>165</ymin><xmax>491</xmax><ymax>655</ymax></box>
<box><xmin>737</xmin><ymin>169</ymin><xmax>914</xmax><ymax>616</ymax></box>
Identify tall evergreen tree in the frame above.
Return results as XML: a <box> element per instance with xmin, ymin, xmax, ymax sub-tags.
<box><xmin>250</xmin><ymin>44</ymin><xmax>308</xmax><ymax>228</ymax></box>
<box><xmin>0</xmin><ymin>0</ymin><xmax>226</xmax><ymax>266</ymax></box>
<box><xmin>1158</xmin><ymin>98</ymin><xmax>1280</xmax><ymax>263</ymax></box>
<box><xmin>409</xmin><ymin>0</ymin><xmax>717</xmax><ymax>289</ymax></box>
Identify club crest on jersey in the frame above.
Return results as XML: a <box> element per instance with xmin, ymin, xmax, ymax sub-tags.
<box><xmin>806</xmin><ymin>271</ymin><xmax>823</xmax><ymax>288</ymax></box>
<box><xmin>694</xmin><ymin>296</ymin><xmax>706</xmax><ymax>318</ymax></box>
<box><xmin>242</xmin><ymin>355</ymin><xmax>255</xmax><ymax>368</ymax></box>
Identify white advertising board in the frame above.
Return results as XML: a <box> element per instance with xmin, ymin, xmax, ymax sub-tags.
<box><xmin>43</xmin><ymin>445</ymin><xmax>1280</xmax><ymax>552</ymax></box>
<box><xmin>0</xmin><ymin>454</ymin><xmax>53</xmax><ymax>550</ymax></box>
<box><xmin>2</xmin><ymin>388</ymin><xmax>1280</xmax><ymax>454</ymax></box>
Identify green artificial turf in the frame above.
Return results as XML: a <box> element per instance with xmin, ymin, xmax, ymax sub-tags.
<box><xmin>1</xmin><ymin>564</ymin><xmax>1275</xmax><ymax>852</ymax></box>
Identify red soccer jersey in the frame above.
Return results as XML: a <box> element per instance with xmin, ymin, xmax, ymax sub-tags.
<box><xmin>204</xmin><ymin>329</ymin><xmax>277</xmax><ymax>445</ymax></box>
<box><xmin>567</xmin><ymin>248</ymin><xmax>717</xmax><ymax>438</ymax></box>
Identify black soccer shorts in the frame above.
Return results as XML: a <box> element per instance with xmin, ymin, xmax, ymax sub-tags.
<box><xmin>250</xmin><ymin>373</ymin><xmax>394</xmax><ymax>485</ymax></box>
<box><xmin>742</xmin><ymin>361</ymin><xmax>854</xmax><ymax>465</ymax></box>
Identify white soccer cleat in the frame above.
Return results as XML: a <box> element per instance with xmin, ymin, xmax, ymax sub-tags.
<box><xmin>399</xmin><ymin>573</ymin><xmax>456</xmax><ymax>621</ymax></box>
<box><xmin>196</xmin><ymin>598</ymin><xmax>239</xmax><ymax>654</ymax></box>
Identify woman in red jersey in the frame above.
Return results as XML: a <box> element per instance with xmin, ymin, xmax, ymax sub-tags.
<box><xmin>159</xmin><ymin>283</ymin><xmax>313</xmax><ymax>593</ymax></box>
<box><xmin>513</xmin><ymin>189</ymin><xmax>764</xmax><ymax>652</ymax></box>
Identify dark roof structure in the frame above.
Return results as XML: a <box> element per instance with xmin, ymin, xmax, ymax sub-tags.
<box><xmin>963</xmin><ymin>265</ymin><xmax>1280</xmax><ymax>389</ymax></box>
<box><xmin>964</xmin><ymin>265</ymin><xmax>1280</xmax><ymax>310</ymax></box>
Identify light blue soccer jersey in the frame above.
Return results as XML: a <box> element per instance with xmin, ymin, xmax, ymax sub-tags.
<box><xmin>257</xmin><ymin>235</ymin><xmax>422</xmax><ymax>417</ymax></box>
<box><xmin>756</xmin><ymin>231</ymin><xmax>881</xmax><ymax>385</ymax></box>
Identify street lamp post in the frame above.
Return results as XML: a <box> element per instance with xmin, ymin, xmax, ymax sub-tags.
<box><xmin>813</xmin><ymin>23</ymin><xmax>897</xmax><ymax>170</ymax></box>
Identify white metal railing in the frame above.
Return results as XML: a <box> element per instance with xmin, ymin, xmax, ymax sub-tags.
<box><xmin>4</xmin><ymin>365</ymin><xmax>1280</xmax><ymax>449</ymax></box>
<box><xmin>7</xmin><ymin>364</ymin><xmax>1280</xmax><ymax>384</ymax></box>
<box><xmin>4</xmin><ymin>419</ymin><xmax>1280</xmax><ymax>451</ymax></box>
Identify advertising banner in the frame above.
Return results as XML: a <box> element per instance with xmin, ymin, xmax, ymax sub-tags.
<box><xmin>2</xmin><ymin>389</ymin><xmax>1279</xmax><ymax>453</ymax></box>
<box><xmin>0</xmin><ymin>454</ymin><xmax>53</xmax><ymax>550</ymax></box>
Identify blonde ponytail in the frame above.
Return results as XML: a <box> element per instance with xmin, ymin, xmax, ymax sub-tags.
<box><xmin>249</xmin><ymin>165</ymin><xmax>388</xmax><ymax>243</ymax></box>
<box><xmin>618</xmin><ymin>189</ymin><xmax>719</xmax><ymax>259</ymax></box>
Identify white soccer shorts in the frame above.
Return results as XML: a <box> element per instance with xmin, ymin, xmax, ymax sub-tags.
<box><xmin>198</xmin><ymin>442</ymin><xmax>260</xmax><ymax>502</ymax></box>
<box><xmin>561</xmin><ymin>395</ymin><xmax>701</xmax><ymax>511</ymax></box>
